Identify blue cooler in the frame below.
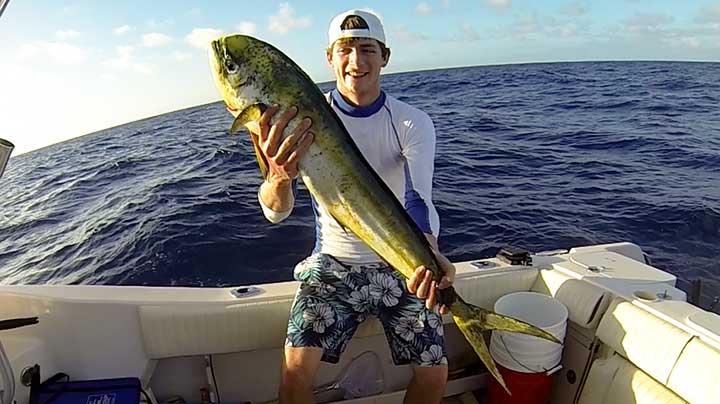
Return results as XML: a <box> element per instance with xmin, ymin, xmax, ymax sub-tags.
<box><xmin>35</xmin><ymin>376</ymin><xmax>143</xmax><ymax>404</ymax></box>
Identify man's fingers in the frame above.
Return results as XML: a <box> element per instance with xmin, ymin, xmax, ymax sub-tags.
<box><xmin>285</xmin><ymin>132</ymin><xmax>314</xmax><ymax>167</ymax></box>
<box><xmin>406</xmin><ymin>267</ymin><xmax>424</xmax><ymax>294</ymax></box>
<box><xmin>426</xmin><ymin>281</ymin><xmax>438</xmax><ymax>310</ymax></box>
<box><xmin>416</xmin><ymin>270</ymin><xmax>432</xmax><ymax>299</ymax></box>
<box><xmin>274</xmin><ymin>117</ymin><xmax>312</xmax><ymax>164</ymax></box>
<box><xmin>265</xmin><ymin>106</ymin><xmax>297</xmax><ymax>157</ymax></box>
<box><xmin>257</xmin><ymin>105</ymin><xmax>279</xmax><ymax>142</ymax></box>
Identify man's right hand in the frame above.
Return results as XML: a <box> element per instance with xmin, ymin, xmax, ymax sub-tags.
<box><xmin>254</xmin><ymin>105</ymin><xmax>314</xmax><ymax>185</ymax></box>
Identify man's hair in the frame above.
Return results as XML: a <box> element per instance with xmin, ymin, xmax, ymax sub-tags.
<box><xmin>327</xmin><ymin>15</ymin><xmax>390</xmax><ymax>58</ymax></box>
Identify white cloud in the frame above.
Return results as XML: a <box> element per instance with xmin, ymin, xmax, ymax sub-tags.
<box><xmin>173</xmin><ymin>51</ymin><xmax>192</xmax><ymax>61</ymax></box>
<box><xmin>236</xmin><ymin>21</ymin><xmax>257</xmax><ymax>35</ymax></box>
<box><xmin>17</xmin><ymin>41</ymin><xmax>88</xmax><ymax>65</ymax></box>
<box><xmin>560</xmin><ymin>2</ymin><xmax>587</xmax><ymax>17</ymax></box>
<box><xmin>392</xmin><ymin>26</ymin><xmax>431</xmax><ymax>44</ymax></box>
<box><xmin>55</xmin><ymin>30</ymin><xmax>80</xmax><ymax>40</ymax></box>
<box><xmin>486</xmin><ymin>0</ymin><xmax>511</xmax><ymax>10</ymax></box>
<box><xmin>680</xmin><ymin>37</ymin><xmax>701</xmax><ymax>48</ymax></box>
<box><xmin>696</xmin><ymin>5</ymin><xmax>720</xmax><ymax>24</ymax></box>
<box><xmin>113</xmin><ymin>25</ymin><xmax>131</xmax><ymax>36</ymax></box>
<box><xmin>624</xmin><ymin>13</ymin><xmax>673</xmax><ymax>34</ymax></box>
<box><xmin>141</xmin><ymin>33</ymin><xmax>173</xmax><ymax>47</ymax></box>
<box><xmin>102</xmin><ymin>45</ymin><xmax>153</xmax><ymax>74</ymax></box>
<box><xmin>186</xmin><ymin>28</ymin><xmax>225</xmax><ymax>50</ymax></box>
<box><xmin>460</xmin><ymin>25</ymin><xmax>482</xmax><ymax>41</ymax></box>
<box><xmin>442</xmin><ymin>0</ymin><xmax>451</xmax><ymax>8</ymax></box>
<box><xmin>268</xmin><ymin>3</ymin><xmax>312</xmax><ymax>34</ymax></box>
<box><xmin>417</xmin><ymin>2</ymin><xmax>432</xmax><ymax>15</ymax></box>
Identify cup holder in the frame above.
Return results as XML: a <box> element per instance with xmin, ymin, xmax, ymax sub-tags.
<box><xmin>633</xmin><ymin>290</ymin><xmax>660</xmax><ymax>302</ymax></box>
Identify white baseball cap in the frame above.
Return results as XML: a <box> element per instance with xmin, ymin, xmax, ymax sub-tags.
<box><xmin>327</xmin><ymin>9</ymin><xmax>386</xmax><ymax>47</ymax></box>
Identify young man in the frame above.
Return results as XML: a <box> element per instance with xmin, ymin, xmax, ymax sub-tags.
<box><xmin>250</xmin><ymin>9</ymin><xmax>456</xmax><ymax>404</ymax></box>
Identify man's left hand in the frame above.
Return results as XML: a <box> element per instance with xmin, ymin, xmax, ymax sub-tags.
<box><xmin>406</xmin><ymin>247</ymin><xmax>456</xmax><ymax>315</ymax></box>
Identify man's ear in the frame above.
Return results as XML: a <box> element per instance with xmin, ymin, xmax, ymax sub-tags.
<box><xmin>382</xmin><ymin>48</ymin><xmax>391</xmax><ymax>67</ymax></box>
<box><xmin>326</xmin><ymin>50</ymin><xmax>333</xmax><ymax>67</ymax></box>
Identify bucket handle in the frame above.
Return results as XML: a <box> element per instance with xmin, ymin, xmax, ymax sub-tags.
<box><xmin>498</xmin><ymin>334</ymin><xmax>563</xmax><ymax>376</ymax></box>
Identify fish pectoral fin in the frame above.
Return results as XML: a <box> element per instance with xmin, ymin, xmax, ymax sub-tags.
<box><xmin>250</xmin><ymin>134</ymin><xmax>269</xmax><ymax>179</ymax></box>
<box><xmin>483</xmin><ymin>311</ymin><xmax>561</xmax><ymax>344</ymax></box>
<box><xmin>228</xmin><ymin>103</ymin><xmax>270</xmax><ymax>178</ymax></box>
<box><xmin>229</xmin><ymin>103</ymin><xmax>268</xmax><ymax>135</ymax></box>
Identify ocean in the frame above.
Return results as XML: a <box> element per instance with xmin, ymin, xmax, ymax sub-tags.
<box><xmin>1</xmin><ymin>61</ymin><xmax>718</xmax><ymax>309</ymax></box>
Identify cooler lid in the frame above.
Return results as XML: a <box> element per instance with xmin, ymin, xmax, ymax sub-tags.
<box><xmin>569</xmin><ymin>251</ymin><xmax>676</xmax><ymax>284</ymax></box>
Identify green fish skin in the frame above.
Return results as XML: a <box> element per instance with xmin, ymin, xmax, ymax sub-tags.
<box><xmin>209</xmin><ymin>34</ymin><xmax>560</xmax><ymax>394</ymax></box>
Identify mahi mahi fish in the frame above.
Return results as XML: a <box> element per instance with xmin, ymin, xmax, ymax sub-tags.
<box><xmin>209</xmin><ymin>34</ymin><xmax>560</xmax><ymax>394</ymax></box>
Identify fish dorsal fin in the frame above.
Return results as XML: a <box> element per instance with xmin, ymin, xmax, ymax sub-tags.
<box><xmin>229</xmin><ymin>103</ymin><xmax>268</xmax><ymax>135</ymax></box>
<box><xmin>229</xmin><ymin>103</ymin><xmax>269</xmax><ymax>179</ymax></box>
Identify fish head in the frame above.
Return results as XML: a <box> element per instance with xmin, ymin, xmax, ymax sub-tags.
<box><xmin>209</xmin><ymin>34</ymin><xmax>261</xmax><ymax>115</ymax></box>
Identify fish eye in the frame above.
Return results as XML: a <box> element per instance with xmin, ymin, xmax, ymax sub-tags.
<box><xmin>224</xmin><ymin>59</ymin><xmax>239</xmax><ymax>73</ymax></box>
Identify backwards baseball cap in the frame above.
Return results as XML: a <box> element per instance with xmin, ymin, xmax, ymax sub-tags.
<box><xmin>327</xmin><ymin>9</ymin><xmax>386</xmax><ymax>47</ymax></box>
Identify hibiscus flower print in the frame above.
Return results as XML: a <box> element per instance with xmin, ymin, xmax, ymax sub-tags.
<box><xmin>303</xmin><ymin>303</ymin><xmax>335</xmax><ymax>334</ymax></box>
<box><xmin>394</xmin><ymin>316</ymin><xmax>425</xmax><ymax>341</ymax></box>
<box><xmin>369</xmin><ymin>273</ymin><xmax>402</xmax><ymax>307</ymax></box>
<box><xmin>428</xmin><ymin>314</ymin><xmax>444</xmax><ymax>336</ymax></box>
<box><xmin>347</xmin><ymin>286</ymin><xmax>373</xmax><ymax>313</ymax></box>
<box><xmin>420</xmin><ymin>344</ymin><xmax>445</xmax><ymax>365</ymax></box>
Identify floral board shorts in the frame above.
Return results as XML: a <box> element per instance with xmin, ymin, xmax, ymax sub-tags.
<box><xmin>285</xmin><ymin>253</ymin><xmax>447</xmax><ymax>366</ymax></box>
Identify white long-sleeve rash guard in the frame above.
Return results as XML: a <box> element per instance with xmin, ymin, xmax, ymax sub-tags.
<box><xmin>259</xmin><ymin>90</ymin><xmax>440</xmax><ymax>264</ymax></box>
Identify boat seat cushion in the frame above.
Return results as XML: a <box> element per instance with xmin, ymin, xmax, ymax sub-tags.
<box><xmin>595</xmin><ymin>298</ymin><xmax>692</xmax><ymax>384</ymax></box>
<box><xmin>138</xmin><ymin>268</ymin><xmax>539</xmax><ymax>359</ymax></box>
<box><xmin>578</xmin><ymin>353</ymin><xmax>687</xmax><ymax>404</ymax></box>
<box><xmin>666</xmin><ymin>337</ymin><xmax>720</xmax><ymax>404</ymax></box>
<box><xmin>531</xmin><ymin>269</ymin><xmax>611</xmax><ymax>329</ymax></box>
<box><xmin>583</xmin><ymin>297</ymin><xmax>720</xmax><ymax>404</ymax></box>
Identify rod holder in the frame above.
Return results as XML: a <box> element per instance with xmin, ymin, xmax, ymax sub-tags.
<box><xmin>0</xmin><ymin>138</ymin><xmax>14</xmax><ymax>179</ymax></box>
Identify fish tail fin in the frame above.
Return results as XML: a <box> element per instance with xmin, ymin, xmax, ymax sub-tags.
<box><xmin>449</xmin><ymin>296</ymin><xmax>562</xmax><ymax>395</ymax></box>
<box><xmin>450</xmin><ymin>297</ymin><xmax>511</xmax><ymax>395</ymax></box>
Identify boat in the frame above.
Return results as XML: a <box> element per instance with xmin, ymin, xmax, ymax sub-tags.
<box><xmin>2</xmin><ymin>241</ymin><xmax>719</xmax><ymax>403</ymax></box>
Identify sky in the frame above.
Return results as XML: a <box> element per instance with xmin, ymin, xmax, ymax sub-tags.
<box><xmin>1</xmin><ymin>0</ymin><xmax>719</xmax><ymax>155</ymax></box>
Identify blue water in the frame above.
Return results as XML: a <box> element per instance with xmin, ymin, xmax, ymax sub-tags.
<box><xmin>1</xmin><ymin>61</ymin><xmax>719</xmax><ymax>308</ymax></box>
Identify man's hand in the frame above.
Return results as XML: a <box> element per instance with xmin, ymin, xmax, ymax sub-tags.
<box><xmin>406</xmin><ymin>236</ymin><xmax>456</xmax><ymax>314</ymax></box>
<box><xmin>253</xmin><ymin>105</ymin><xmax>314</xmax><ymax>184</ymax></box>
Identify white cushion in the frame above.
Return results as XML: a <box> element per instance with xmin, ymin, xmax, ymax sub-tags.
<box><xmin>667</xmin><ymin>337</ymin><xmax>720</xmax><ymax>404</ymax></box>
<box><xmin>532</xmin><ymin>269</ymin><xmax>610</xmax><ymax>328</ymax></box>
<box><xmin>579</xmin><ymin>354</ymin><xmax>687</xmax><ymax>404</ymax></box>
<box><xmin>596</xmin><ymin>298</ymin><xmax>692</xmax><ymax>384</ymax></box>
<box><xmin>139</xmin><ymin>300</ymin><xmax>293</xmax><ymax>359</ymax></box>
<box><xmin>454</xmin><ymin>268</ymin><xmax>538</xmax><ymax>310</ymax></box>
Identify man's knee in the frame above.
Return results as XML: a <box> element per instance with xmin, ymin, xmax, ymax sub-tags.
<box><xmin>280</xmin><ymin>347</ymin><xmax>323</xmax><ymax>392</ymax></box>
<box><xmin>413</xmin><ymin>365</ymin><xmax>448</xmax><ymax>391</ymax></box>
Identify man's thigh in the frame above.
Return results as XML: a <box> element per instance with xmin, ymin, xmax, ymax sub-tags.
<box><xmin>285</xmin><ymin>254</ymin><xmax>365</xmax><ymax>363</ymax></box>
<box><xmin>375</xmin><ymin>271</ymin><xmax>447</xmax><ymax>366</ymax></box>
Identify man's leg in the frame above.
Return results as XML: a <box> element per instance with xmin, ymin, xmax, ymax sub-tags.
<box><xmin>279</xmin><ymin>346</ymin><xmax>324</xmax><ymax>404</ymax></box>
<box><xmin>281</xmin><ymin>254</ymin><xmax>363</xmax><ymax>403</ymax></box>
<box><xmin>372</xmin><ymin>268</ymin><xmax>449</xmax><ymax>404</ymax></box>
<box><xmin>404</xmin><ymin>364</ymin><xmax>448</xmax><ymax>404</ymax></box>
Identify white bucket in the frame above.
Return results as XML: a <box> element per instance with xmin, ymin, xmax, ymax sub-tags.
<box><xmin>489</xmin><ymin>292</ymin><xmax>568</xmax><ymax>373</ymax></box>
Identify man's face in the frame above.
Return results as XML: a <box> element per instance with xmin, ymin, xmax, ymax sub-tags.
<box><xmin>327</xmin><ymin>38</ymin><xmax>388</xmax><ymax>104</ymax></box>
